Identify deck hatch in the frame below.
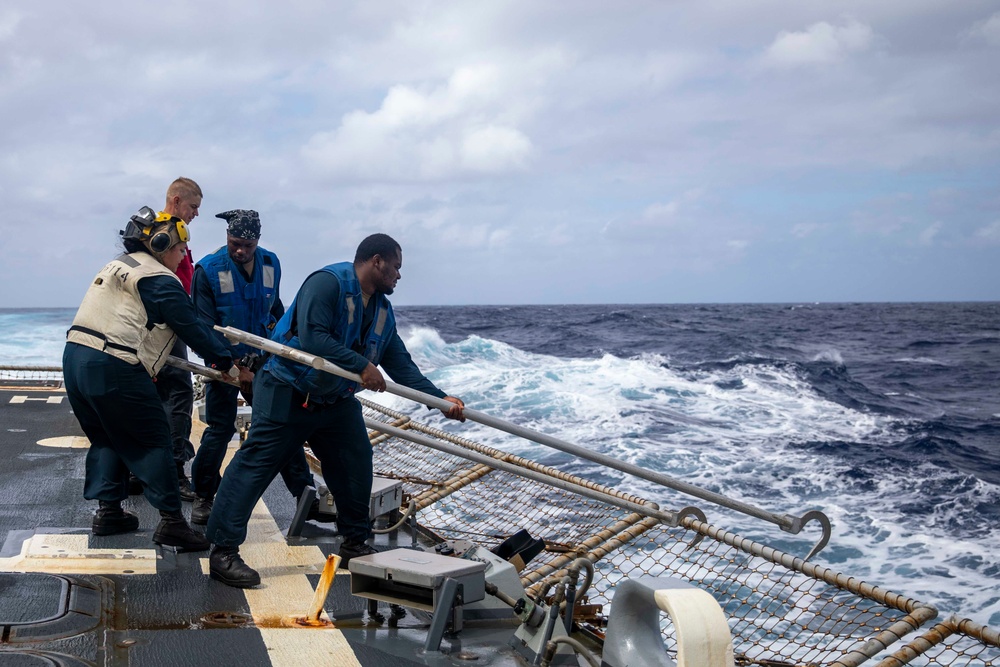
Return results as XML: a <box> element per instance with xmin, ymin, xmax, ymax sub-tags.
<box><xmin>1</xmin><ymin>573</ymin><xmax>103</xmax><ymax>643</ymax></box>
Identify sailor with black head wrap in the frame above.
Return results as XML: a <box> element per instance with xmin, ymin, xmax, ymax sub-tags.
<box><xmin>188</xmin><ymin>209</ymin><xmax>314</xmax><ymax>527</ymax></box>
<box><xmin>217</xmin><ymin>209</ymin><xmax>261</xmax><ymax>240</ymax></box>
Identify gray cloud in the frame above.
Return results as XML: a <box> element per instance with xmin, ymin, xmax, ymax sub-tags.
<box><xmin>1</xmin><ymin>1</ymin><xmax>998</xmax><ymax>306</ymax></box>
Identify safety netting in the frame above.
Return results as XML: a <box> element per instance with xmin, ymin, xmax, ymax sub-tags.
<box><xmin>356</xmin><ymin>399</ymin><xmax>1000</xmax><ymax>667</ymax></box>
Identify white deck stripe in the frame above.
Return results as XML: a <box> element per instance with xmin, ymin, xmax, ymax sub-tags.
<box><xmin>201</xmin><ymin>441</ymin><xmax>362</xmax><ymax>666</ymax></box>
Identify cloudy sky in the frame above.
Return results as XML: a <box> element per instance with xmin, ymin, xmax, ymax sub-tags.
<box><xmin>2</xmin><ymin>1</ymin><xmax>998</xmax><ymax>307</ymax></box>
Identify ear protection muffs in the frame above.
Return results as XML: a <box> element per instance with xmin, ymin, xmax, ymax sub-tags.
<box><xmin>121</xmin><ymin>207</ymin><xmax>190</xmax><ymax>252</ymax></box>
<box><xmin>146</xmin><ymin>213</ymin><xmax>190</xmax><ymax>253</ymax></box>
<box><xmin>148</xmin><ymin>229</ymin><xmax>174</xmax><ymax>253</ymax></box>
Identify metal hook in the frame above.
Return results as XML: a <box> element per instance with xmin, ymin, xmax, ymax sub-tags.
<box><xmin>782</xmin><ymin>510</ymin><xmax>832</xmax><ymax>562</ymax></box>
<box><xmin>674</xmin><ymin>505</ymin><xmax>709</xmax><ymax>549</ymax></box>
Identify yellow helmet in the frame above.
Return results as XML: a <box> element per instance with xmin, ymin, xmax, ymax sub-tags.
<box><xmin>122</xmin><ymin>206</ymin><xmax>190</xmax><ymax>253</ymax></box>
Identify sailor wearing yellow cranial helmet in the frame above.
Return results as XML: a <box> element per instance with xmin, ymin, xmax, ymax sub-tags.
<box><xmin>121</xmin><ymin>206</ymin><xmax>191</xmax><ymax>255</ymax></box>
<box><xmin>63</xmin><ymin>203</ymin><xmax>233</xmax><ymax>554</ymax></box>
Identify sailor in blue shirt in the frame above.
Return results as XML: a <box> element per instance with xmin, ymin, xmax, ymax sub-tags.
<box><xmin>206</xmin><ymin>233</ymin><xmax>465</xmax><ymax>588</ymax></box>
<box><xmin>189</xmin><ymin>210</ymin><xmax>313</xmax><ymax>525</ymax></box>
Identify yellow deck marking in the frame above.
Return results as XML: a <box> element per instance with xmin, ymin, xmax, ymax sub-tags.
<box><xmin>199</xmin><ymin>442</ymin><xmax>363</xmax><ymax>666</ymax></box>
<box><xmin>37</xmin><ymin>435</ymin><xmax>91</xmax><ymax>448</ymax></box>
<box><xmin>0</xmin><ymin>533</ymin><xmax>158</xmax><ymax>574</ymax></box>
<box><xmin>4</xmin><ymin>416</ymin><xmax>360</xmax><ymax>666</ymax></box>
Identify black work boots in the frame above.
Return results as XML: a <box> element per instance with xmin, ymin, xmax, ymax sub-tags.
<box><xmin>209</xmin><ymin>546</ymin><xmax>260</xmax><ymax>588</ymax></box>
<box><xmin>338</xmin><ymin>540</ymin><xmax>377</xmax><ymax>567</ymax></box>
<box><xmin>126</xmin><ymin>473</ymin><xmax>143</xmax><ymax>495</ymax></box>
<box><xmin>191</xmin><ymin>496</ymin><xmax>213</xmax><ymax>525</ymax></box>
<box><xmin>153</xmin><ymin>510</ymin><xmax>210</xmax><ymax>552</ymax></box>
<box><xmin>92</xmin><ymin>500</ymin><xmax>139</xmax><ymax>536</ymax></box>
<box><xmin>176</xmin><ymin>462</ymin><xmax>196</xmax><ymax>502</ymax></box>
<box><xmin>178</xmin><ymin>477</ymin><xmax>197</xmax><ymax>502</ymax></box>
<box><xmin>93</xmin><ymin>503</ymin><xmax>207</xmax><ymax>553</ymax></box>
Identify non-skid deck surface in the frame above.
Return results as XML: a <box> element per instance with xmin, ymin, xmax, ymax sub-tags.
<box><xmin>0</xmin><ymin>387</ymin><xmax>518</xmax><ymax>666</ymax></box>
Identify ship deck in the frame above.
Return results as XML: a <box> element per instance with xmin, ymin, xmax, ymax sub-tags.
<box><xmin>0</xmin><ymin>383</ymin><xmax>530</xmax><ymax>667</ymax></box>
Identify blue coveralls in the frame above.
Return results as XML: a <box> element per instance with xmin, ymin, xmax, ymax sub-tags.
<box><xmin>156</xmin><ymin>339</ymin><xmax>195</xmax><ymax>467</ymax></box>
<box><xmin>190</xmin><ymin>246</ymin><xmax>313</xmax><ymax>500</ymax></box>
<box><xmin>206</xmin><ymin>263</ymin><xmax>447</xmax><ymax>547</ymax></box>
<box><xmin>156</xmin><ymin>250</ymin><xmax>196</xmax><ymax>470</ymax></box>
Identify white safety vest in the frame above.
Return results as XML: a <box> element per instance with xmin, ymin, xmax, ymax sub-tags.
<box><xmin>67</xmin><ymin>252</ymin><xmax>180</xmax><ymax>376</ymax></box>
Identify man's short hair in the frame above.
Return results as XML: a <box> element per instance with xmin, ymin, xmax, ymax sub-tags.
<box><xmin>355</xmin><ymin>233</ymin><xmax>401</xmax><ymax>264</ymax></box>
<box><xmin>166</xmin><ymin>177</ymin><xmax>203</xmax><ymax>203</ymax></box>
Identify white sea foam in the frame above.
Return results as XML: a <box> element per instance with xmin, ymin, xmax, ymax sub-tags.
<box><xmin>378</xmin><ymin>325</ymin><xmax>1000</xmax><ymax>626</ymax></box>
<box><xmin>6</xmin><ymin>315</ymin><xmax>999</xmax><ymax>626</ymax></box>
<box><xmin>894</xmin><ymin>356</ymin><xmax>948</xmax><ymax>365</ymax></box>
<box><xmin>0</xmin><ymin>312</ymin><xmax>70</xmax><ymax>366</ymax></box>
<box><xmin>811</xmin><ymin>348</ymin><xmax>844</xmax><ymax>365</ymax></box>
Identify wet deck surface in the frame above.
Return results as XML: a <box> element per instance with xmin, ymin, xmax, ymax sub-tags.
<box><xmin>0</xmin><ymin>386</ymin><xmax>526</xmax><ymax>666</ymax></box>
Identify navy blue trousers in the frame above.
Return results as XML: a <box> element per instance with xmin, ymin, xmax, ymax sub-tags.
<box><xmin>63</xmin><ymin>343</ymin><xmax>182</xmax><ymax>513</ymax></box>
<box><xmin>154</xmin><ymin>340</ymin><xmax>194</xmax><ymax>468</ymax></box>
<box><xmin>191</xmin><ymin>379</ymin><xmax>312</xmax><ymax>500</ymax></box>
<box><xmin>206</xmin><ymin>370</ymin><xmax>372</xmax><ymax>547</ymax></box>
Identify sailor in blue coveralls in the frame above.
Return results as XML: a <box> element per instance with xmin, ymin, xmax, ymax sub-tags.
<box><xmin>206</xmin><ymin>233</ymin><xmax>465</xmax><ymax>588</ymax></box>
<box><xmin>63</xmin><ymin>207</ymin><xmax>234</xmax><ymax>552</ymax></box>
<box><xmin>188</xmin><ymin>210</ymin><xmax>314</xmax><ymax>525</ymax></box>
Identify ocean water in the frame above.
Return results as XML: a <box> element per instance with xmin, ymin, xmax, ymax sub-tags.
<box><xmin>3</xmin><ymin>303</ymin><xmax>999</xmax><ymax>626</ymax></box>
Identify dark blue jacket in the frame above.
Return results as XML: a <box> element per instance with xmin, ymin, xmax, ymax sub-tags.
<box><xmin>267</xmin><ymin>262</ymin><xmax>399</xmax><ymax>400</ymax></box>
<box><xmin>266</xmin><ymin>263</ymin><xmax>447</xmax><ymax>403</ymax></box>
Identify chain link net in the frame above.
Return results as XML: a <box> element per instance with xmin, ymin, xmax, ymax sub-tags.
<box><xmin>0</xmin><ymin>367</ymin><xmax>63</xmax><ymax>389</ymax></box>
<box><xmin>874</xmin><ymin>618</ymin><xmax>1000</xmax><ymax>667</ymax></box>
<box><xmin>360</xmin><ymin>399</ymin><xmax>1000</xmax><ymax>667</ymax></box>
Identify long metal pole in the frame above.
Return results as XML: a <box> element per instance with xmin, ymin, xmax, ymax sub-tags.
<box><xmin>164</xmin><ymin>355</ymin><xmax>238</xmax><ymax>386</ymax></box>
<box><xmin>212</xmin><ymin>325</ymin><xmax>832</xmax><ymax>558</ymax></box>
<box><xmin>364</xmin><ymin>417</ymin><xmax>686</xmax><ymax>528</ymax></box>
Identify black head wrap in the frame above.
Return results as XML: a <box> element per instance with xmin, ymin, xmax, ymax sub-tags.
<box><xmin>216</xmin><ymin>209</ymin><xmax>261</xmax><ymax>240</ymax></box>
